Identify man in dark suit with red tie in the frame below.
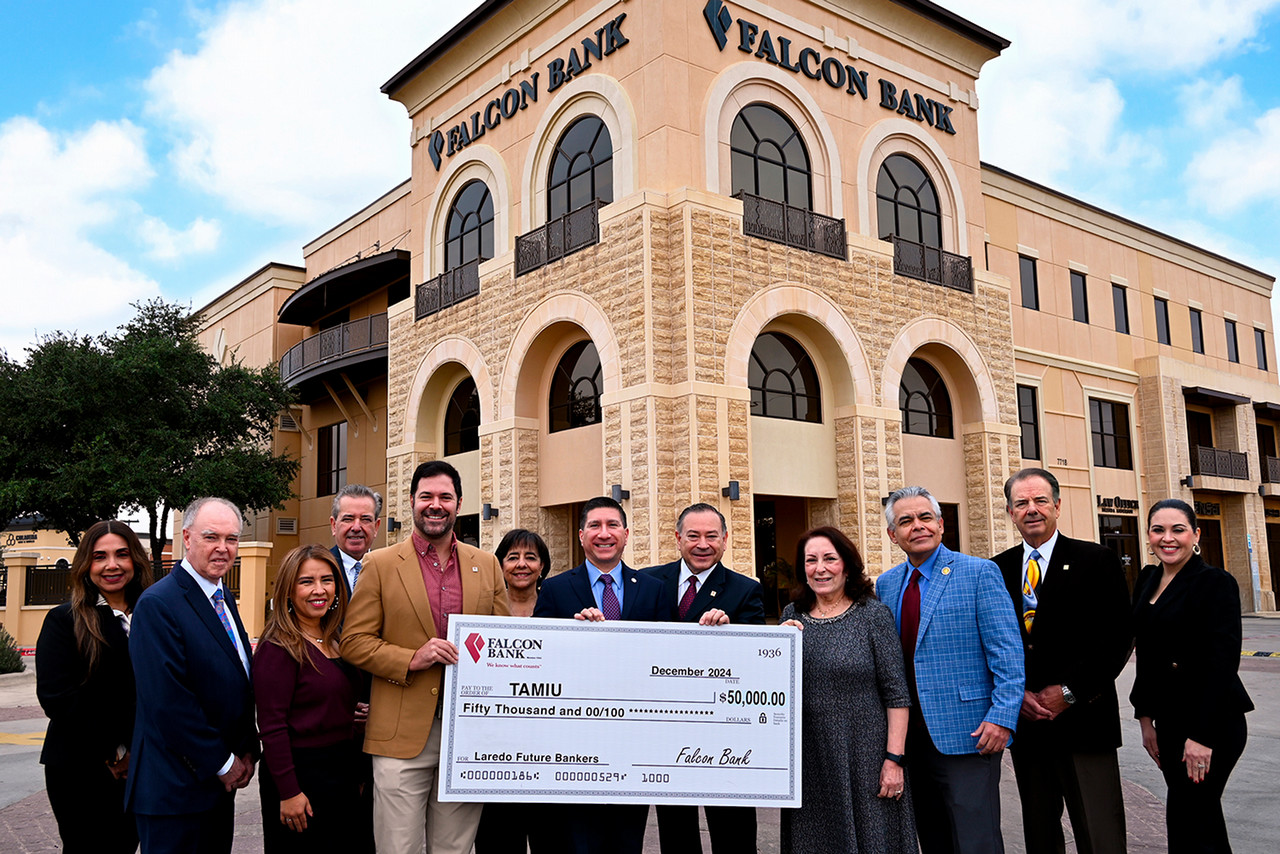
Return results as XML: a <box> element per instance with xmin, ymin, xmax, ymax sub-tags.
<box><xmin>992</xmin><ymin>468</ymin><xmax>1132</xmax><ymax>854</ymax></box>
<box><xmin>534</xmin><ymin>495</ymin><xmax>671</xmax><ymax>854</ymax></box>
<box><xmin>642</xmin><ymin>502</ymin><xmax>764</xmax><ymax>854</ymax></box>
<box><xmin>127</xmin><ymin>497</ymin><xmax>258</xmax><ymax>854</ymax></box>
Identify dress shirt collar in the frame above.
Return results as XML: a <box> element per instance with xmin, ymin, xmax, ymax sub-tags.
<box><xmin>906</xmin><ymin>545</ymin><xmax>943</xmax><ymax>580</ymax></box>
<box><xmin>335</xmin><ymin>548</ymin><xmax>360</xmax><ymax>572</ymax></box>
<box><xmin>1022</xmin><ymin>530</ymin><xmax>1060</xmax><ymax>579</ymax></box>
<box><xmin>96</xmin><ymin>594</ymin><xmax>131</xmax><ymax>635</ymax></box>
<box><xmin>181</xmin><ymin>558</ymin><xmax>225</xmax><ymax>600</ymax></box>
<box><xmin>678</xmin><ymin>559</ymin><xmax>714</xmax><ymax>592</ymax></box>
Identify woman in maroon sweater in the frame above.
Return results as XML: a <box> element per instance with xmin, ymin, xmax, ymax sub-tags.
<box><xmin>255</xmin><ymin>545</ymin><xmax>368</xmax><ymax>853</ymax></box>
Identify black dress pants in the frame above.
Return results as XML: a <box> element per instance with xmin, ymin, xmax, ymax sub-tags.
<box><xmin>1157</xmin><ymin>714</ymin><xmax>1247</xmax><ymax>854</ymax></box>
<box><xmin>45</xmin><ymin>761</ymin><xmax>137</xmax><ymax>854</ymax></box>
<box><xmin>655</xmin><ymin>804</ymin><xmax>758</xmax><ymax>854</ymax></box>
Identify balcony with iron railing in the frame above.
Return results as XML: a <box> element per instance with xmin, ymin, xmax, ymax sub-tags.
<box><xmin>24</xmin><ymin>563</ymin><xmax>74</xmax><ymax>606</ymax></box>
<box><xmin>889</xmin><ymin>234</ymin><xmax>973</xmax><ymax>293</ymax></box>
<box><xmin>1190</xmin><ymin>445</ymin><xmax>1249</xmax><ymax>480</ymax></box>
<box><xmin>279</xmin><ymin>313</ymin><xmax>389</xmax><ymax>389</ymax></box>
<box><xmin>515</xmin><ymin>199</ymin><xmax>605</xmax><ymax>277</ymax></box>
<box><xmin>735</xmin><ymin>192</ymin><xmax>847</xmax><ymax>260</ymax></box>
<box><xmin>417</xmin><ymin>259</ymin><xmax>481</xmax><ymax>320</ymax></box>
<box><xmin>1262</xmin><ymin>455</ymin><xmax>1280</xmax><ymax>483</ymax></box>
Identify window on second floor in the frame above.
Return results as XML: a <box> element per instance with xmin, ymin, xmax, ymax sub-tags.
<box><xmin>549</xmin><ymin>340</ymin><xmax>602</xmax><ymax>433</ymax></box>
<box><xmin>1155</xmin><ymin>297</ymin><xmax>1170</xmax><ymax>345</ymax></box>
<box><xmin>1071</xmin><ymin>272</ymin><xmax>1089</xmax><ymax>323</ymax></box>
<box><xmin>1226</xmin><ymin>319</ymin><xmax>1239</xmax><ymax>363</ymax></box>
<box><xmin>1190</xmin><ymin>308</ymin><xmax>1204</xmax><ymax>354</ymax></box>
<box><xmin>1112</xmin><ymin>285</ymin><xmax>1129</xmax><ymax>334</ymax></box>
<box><xmin>1256</xmin><ymin>328</ymin><xmax>1268</xmax><ymax>371</ymax></box>
<box><xmin>730</xmin><ymin>103</ymin><xmax>812</xmax><ymax>209</ymax></box>
<box><xmin>445</xmin><ymin>180</ymin><xmax>494</xmax><ymax>271</ymax></box>
<box><xmin>444</xmin><ymin>377</ymin><xmax>480</xmax><ymax>455</ymax></box>
<box><xmin>1186</xmin><ymin>409</ymin><xmax>1213</xmax><ymax>450</ymax></box>
<box><xmin>548</xmin><ymin>116</ymin><xmax>613</xmax><ymax>221</ymax></box>
<box><xmin>876</xmin><ymin>154</ymin><xmax>941</xmax><ymax>248</ymax></box>
<box><xmin>1017</xmin><ymin>384</ymin><xmax>1041</xmax><ymax>460</ymax></box>
<box><xmin>749</xmin><ymin>332</ymin><xmax>822</xmax><ymax>423</ymax></box>
<box><xmin>1019</xmin><ymin>255</ymin><xmax>1039</xmax><ymax>310</ymax></box>
<box><xmin>900</xmin><ymin>358</ymin><xmax>954</xmax><ymax>438</ymax></box>
<box><xmin>317</xmin><ymin>422</ymin><xmax>348</xmax><ymax>496</ymax></box>
<box><xmin>1089</xmin><ymin>398</ymin><xmax>1132</xmax><ymax>469</ymax></box>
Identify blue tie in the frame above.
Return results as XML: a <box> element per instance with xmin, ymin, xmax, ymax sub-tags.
<box><xmin>212</xmin><ymin>588</ymin><xmax>239</xmax><ymax>648</ymax></box>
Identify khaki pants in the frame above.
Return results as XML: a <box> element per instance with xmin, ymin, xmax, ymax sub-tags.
<box><xmin>371</xmin><ymin>719</ymin><xmax>482</xmax><ymax>854</ymax></box>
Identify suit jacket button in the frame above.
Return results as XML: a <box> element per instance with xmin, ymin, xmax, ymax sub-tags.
<box><xmin>432</xmin><ymin>687</ymin><xmax>439</xmax><ymax>695</ymax></box>
<box><xmin>1171</xmin><ymin>662</ymin><xmax>1179</xmax><ymax>670</ymax></box>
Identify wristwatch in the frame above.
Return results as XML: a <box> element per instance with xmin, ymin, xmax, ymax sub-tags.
<box><xmin>1061</xmin><ymin>684</ymin><xmax>1077</xmax><ymax>705</ymax></box>
<box><xmin>883</xmin><ymin>750</ymin><xmax>906</xmax><ymax>766</ymax></box>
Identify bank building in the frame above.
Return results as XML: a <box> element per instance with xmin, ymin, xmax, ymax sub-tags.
<box><xmin>185</xmin><ymin>0</ymin><xmax>1280</xmax><ymax>636</ymax></box>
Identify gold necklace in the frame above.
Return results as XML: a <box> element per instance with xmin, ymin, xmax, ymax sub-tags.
<box><xmin>814</xmin><ymin>599</ymin><xmax>851</xmax><ymax>618</ymax></box>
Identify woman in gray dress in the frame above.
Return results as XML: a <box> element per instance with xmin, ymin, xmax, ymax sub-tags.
<box><xmin>780</xmin><ymin>526</ymin><xmax>916</xmax><ymax>853</ymax></box>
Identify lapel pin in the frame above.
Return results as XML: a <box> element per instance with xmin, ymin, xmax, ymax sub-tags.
<box><xmin>472</xmin><ymin>566</ymin><xmax>478</xmax><ymax>572</ymax></box>
<box><xmin>1062</xmin><ymin>564</ymin><xmax>1070</xmax><ymax>571</ymax></box>
<box><xmin>941</xmin><ymin>566</ymin><xmax>951</xmax><ymax>575</ymax></box>
<box><xmin>630</xmin><ymin>577</ymin><xmax>637</xmax><ymax>583</ymax></box>
<box><xmin>710</xmin><ymin>590</ymin><xmax>717</xmax><ymax>597</ymax></box>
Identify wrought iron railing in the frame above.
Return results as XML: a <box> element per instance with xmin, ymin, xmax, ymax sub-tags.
<box><xmin>736</xmin><ymin>192</ymin><xmax>847</xmax><ymax>260</ymax></box>
<box><xmin>515</xmin><ymin>200</ymin><xmax>605</xmax><ymax>276</ymax></box>
<box><xmin>280</xmin><ymin>313</ymin><xmax>388</xmax><ymax>384</ymax></box>
<box><xmin>1190</xmin><ymin>445</ymin><xmax>1249</xmax><ymax>480</ymax></box>
<box><xmin>416</xmin><ymin>259</ymin><xmax>480</xmax><ymax>320</ymax></box>
<box><xmin>1262</xmin><ymin>455</ymin><xmax>1280</xmax><ymax>483</ymax></box>
<box><xmin>889</xmin><ymin>235</ymin><xmax>973</xmax><ymax>293</ymax></box>
<box><xmin>25</xmin><ymin>563</ymin><xmax>74</xmax><ymax>606</ymax></box>
<box><xmin>154</xmin><ymin>558</ymin><xmax>241</xmax><ymax>599</ymax></box>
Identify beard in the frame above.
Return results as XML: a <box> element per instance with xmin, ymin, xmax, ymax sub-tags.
<box><xmin>414</xmin><ymin>510</ymin><xmax>455</xmax><ymax>540</ymax></box>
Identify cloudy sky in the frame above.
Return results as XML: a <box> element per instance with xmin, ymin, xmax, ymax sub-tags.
<box><xmin>3</xmin><ymin>0</ymin><xmax>1279</xmax><ymax>357</ymax></box>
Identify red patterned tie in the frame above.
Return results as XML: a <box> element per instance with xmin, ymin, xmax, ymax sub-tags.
<box><xmin>900</xmin><ymin>569</ymin><xmax>922</xmax><ymax>668</ymax></box>
<box><xmin>601</xmin><ymin>573</ymin><xmax>621</xmax><ymax>621</ymax></box>
<box><xmin>678</xmin><ymin>576</ymin><xmax>699</xmax><ymax>620</ymax></box>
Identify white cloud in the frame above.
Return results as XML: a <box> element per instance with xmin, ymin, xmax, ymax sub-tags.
<box><xmin>144</xmin><ymin>0</ymin><xmax>459</xmax><ymax>226</ymax></box>
<box><xmin>0</xmin><ymin>117</ymin><xmax>160</xmax><ymax>357</ymax></box>
<box><xmin>1180</xmin><ymin>76</ymin><xmax>1246</xmax><ymax>130</ymax></box>
<box><xmin>140</xmin><ymin>215</ymin><xmax>222</xmax><ymax>260</ymax></box>
<box><xmin>1185</xmin><ymin>107</ymin><xmax>1280</xmax><ymax>215</ymax></box>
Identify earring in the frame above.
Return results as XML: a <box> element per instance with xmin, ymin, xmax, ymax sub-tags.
<box><xmin>1146</xmin><ymin>547</ymin><xmax>1155</xmax><ymax>556</ymax></box>
<box><xmin>1193</xmin><ymin>543</ymin><xmax>1201</xmax><ymax>555</ymax></box>
<box><xmin>328</xmin><ymin>599</ymin><xmax>339</xmax><ymax>612</ymax></box>
<box><xmin>286</xmin><ymin>599</ymin><xmax>294</xmax><ymax>613</ymax></box>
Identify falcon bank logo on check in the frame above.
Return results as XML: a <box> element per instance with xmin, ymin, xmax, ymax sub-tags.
<box><xmin>465</xmin><ymin>633</ymin><xmax>544</xmax><ymax>663</ymax></box>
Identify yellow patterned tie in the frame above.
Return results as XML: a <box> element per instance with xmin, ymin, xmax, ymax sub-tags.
<box><xmin>1022</xmin><ymin>550</ymin><xmax>1041</xmax><ymax>633</ymax></box>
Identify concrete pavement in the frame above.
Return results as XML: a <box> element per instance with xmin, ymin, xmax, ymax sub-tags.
<box><xmin>2</xmin><ymin>619</ymin><xmax>1276</xmax><ymax>852</ymax></box>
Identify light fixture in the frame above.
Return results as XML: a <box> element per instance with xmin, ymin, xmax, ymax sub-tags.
<box><xmin>387</xmin><ymin>516</ymin><xmax>402</xmax><ymax>533</ymax></box>
<box><xmin>721</xmin><ymin>481</ymin><xmax>740</xmax><ymax>500</ymax></box>
<box><xmin>611</xmin><ymin>484</ymin><xmax>631</xmax><ymax>502</ymax></box>
<box><xmin>1180</xmin><ymin>475</ymin><xmax>1195</xmax><ymax>488</ymax></box>
<box><xmin>482</xmin><ymin>503</ymin><xmax>499</xmax><ymax>520</ymax></box>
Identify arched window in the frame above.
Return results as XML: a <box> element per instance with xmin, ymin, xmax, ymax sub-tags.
<box><xmin>730</xmin><ymin>104</ymin><xmax>812</xmax><ymax>209</ymax></box>
<box><xmin>749</xmin><ymin>332</ymin><xmax>821</xmax><ymax>423</ymax></box>
<box><xmin>876</xmin><ymin>154</ymin><xmax>941</xmax><ymax>247</ymax></box>
<box><xmin>445</xmin><ymin>180</ymin><xmax>494</xmax><ymax>271</ymax></box>
<box><xmin>899</xmin><ymin>357</ymin><xmax>953</xmax><ymax>438</ymax></box>
<box><xmin>443</xmin><ymin>377</ymin><xmax>480</xmax><ymax>455</ymax></box>
<box><xmin>549</xmin><ymin>341</ymin><xmax>602</xmax><ymax>432</ymax></box>
<box><xmin>548</xmin><ymin>117</ymin><xmax>613</xmax><ymax>221</ymax></box>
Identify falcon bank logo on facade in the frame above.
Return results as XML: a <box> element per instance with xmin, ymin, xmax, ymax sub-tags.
<box><xmin>702</xmin><ymin>0</ymin><xmax>958</xmax><ymax>135</ymax></box>
<box><xmin>465</xmin><ymin>632</ymin><xmax>545</xmax><ymax>663</ymax></box>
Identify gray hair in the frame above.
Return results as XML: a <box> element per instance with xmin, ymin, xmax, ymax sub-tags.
<box><xmin>884</xmin><ymin>486</ymin><xmax>942</xmax><ymax>530</ymax></box>
<box><xmin>182</xmin><ymin>497</ymin><xmax>244</xmax><ymax>532</ymax></box>
<box><xmin>676</xmin><ymin>503</ymin><xmax>727</xmax><ymax>534</ymax></box>
<box><xmin>331</xmin><ymin>484</ymin><xmax>383</xmax><ymax>519</ymax></box>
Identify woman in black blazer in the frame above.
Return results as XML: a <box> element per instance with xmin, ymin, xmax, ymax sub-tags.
<box><xmin>1132</xmin><ymin>499</ymin><xmax>1253</xmax><ymax>853</ymax></box>
<box><xmin>35</xmin><ymin>520</ymin><xmax>153</xmax><ymax>854</ymax></box>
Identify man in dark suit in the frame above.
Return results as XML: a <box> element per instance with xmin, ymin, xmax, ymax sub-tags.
<box><xmin>127</xmin><ymin>497</ymin><xmax>258</xmax><ymax>854</ymax></box>
<box><xmin>642</xmin><ymin>502</ymin><xmax>764</xmax><ymax>854</ymax></box>
<box><xmin>992</xmin><ymin>468</ymin><xmax>1131</xmax><ymax>854</ymax></box>
<box><xmin>534</xmin><ymin>496</ymin><xmax>671</xmax><ymax>854</ymax></box>
<box><xmin>329</xmin><ymin>483</ymin><xmax>382</xmax><ymax>599</ymax></box>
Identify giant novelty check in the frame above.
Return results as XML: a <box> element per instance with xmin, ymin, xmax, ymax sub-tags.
<box><xmin>439</xmin><ymin>616</ymin><xmax>801</xmax><ymax>806</ymax></box>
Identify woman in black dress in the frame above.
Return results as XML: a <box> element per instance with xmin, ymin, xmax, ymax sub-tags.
<box><xmin>255</xmin><ymin>544</ymin><xmax>368</xmax><ymax>853</ymax></box>
<box><xmin>36</xmin><ymin>520</ymin><xmax>153</xmax><ymax>854</ymax></box>
<box><xmin>1132</xmin><ymin>499</ymin><xmax>1253</xmax><ymax>853</ymax></box>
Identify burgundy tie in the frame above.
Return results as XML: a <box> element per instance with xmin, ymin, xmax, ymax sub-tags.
<box><xmin>601</xmin><ymin>573</ymin><xmax>621</xmax><ymax>621</ymax></box>
<box><xmin>678</xmin><ymin>576</ymin><xmax>699</xmax><ymax>620</ymax></box>
<box><xmin>900</xmin><ymin>569</ymin><xmax>922</xmax><ymax>668</ymax></box>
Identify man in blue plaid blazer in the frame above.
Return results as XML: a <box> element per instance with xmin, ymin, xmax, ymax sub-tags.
<box><xmin>876</xmin><ymin>485</ymin><xmax>1024</xmax><ymax>854</ymax></box>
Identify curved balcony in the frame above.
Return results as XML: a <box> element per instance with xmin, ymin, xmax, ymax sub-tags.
<box><xmin>280</xmin><ymin>313</ymin><xmax>388</xmax><ymax>396</ymax></box>
<box><xmin>278</xmin><ymin>249</ymin><xmax>409</xmax><ymax>326</ymax></box>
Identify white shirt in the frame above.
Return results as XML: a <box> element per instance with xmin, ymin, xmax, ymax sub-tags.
<box><xmin>336</xmin><ymin>548</ymin><xmax>362</xmax><ymax>592</ymax></box>
<box><xmin>1021</xmin><ymin>529</ymin><xmax>1061</xmax><ymax>584</ymax></box>
<box><xmin>676</xmin><ymin>559</ymin><xmax>713</xmax><ymax>605</ymax></box>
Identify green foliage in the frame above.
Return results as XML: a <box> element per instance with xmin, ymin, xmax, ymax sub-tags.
<box><xmin>0</xmin><ymin>299</ymin><xmax>300</xmax><ymax>566</ymax></box>
<box><xmin>0</xmin><ymin>623</ymin><xmax>25</xmax><ymax>674</ymax></box>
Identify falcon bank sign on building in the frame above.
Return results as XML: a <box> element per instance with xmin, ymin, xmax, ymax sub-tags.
<box><xmin>181</xmin><ymin>0</ymin><xmax>1280</xmax><ymax>642</ymax></box>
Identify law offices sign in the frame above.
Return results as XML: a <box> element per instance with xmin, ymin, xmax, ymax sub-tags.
<box><xmin>702</xmin><ymin>0</ymin><xmax>959</xmax><ymax>135</ymax></box>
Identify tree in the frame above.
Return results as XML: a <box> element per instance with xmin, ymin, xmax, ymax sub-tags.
<box><xmin>0</xmin><ymin>300</ymin><xmax>299</xmax><ymax>568</ymax></box>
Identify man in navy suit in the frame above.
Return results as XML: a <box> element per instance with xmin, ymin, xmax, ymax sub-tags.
<box><xmin>993</xmin><ymin>468</ymin><xmax>1130</xmax><ymax>854</ymax></box>
<box><xmin>534</xmin><ymin>496</ymin><xmax>671</xmax><ymax>854</ymax></box>
<box><xmin>642</xmin><ymin>502</ymin><xmax>764</xmax><ymax>854</ymax></box>
<box><xmin>127</xmin><ymin>497</ymin><xmax>258</xmax><ymax>854</ymax></box>
<box><xmin>876</xmin><ymin>485</ymin><xmax>1023</xmax><ymax>854</ymax></box>
<box><xmin>329</xmin><ymin>483</ymin><xmax>382</xmax><ymax>599</ymax></box>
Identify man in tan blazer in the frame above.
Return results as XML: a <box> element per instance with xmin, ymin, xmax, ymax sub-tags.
<box><xmin>341</xmin><ymin>460</ymin><xmax>509</xmax><ymax>854</ymax></box>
